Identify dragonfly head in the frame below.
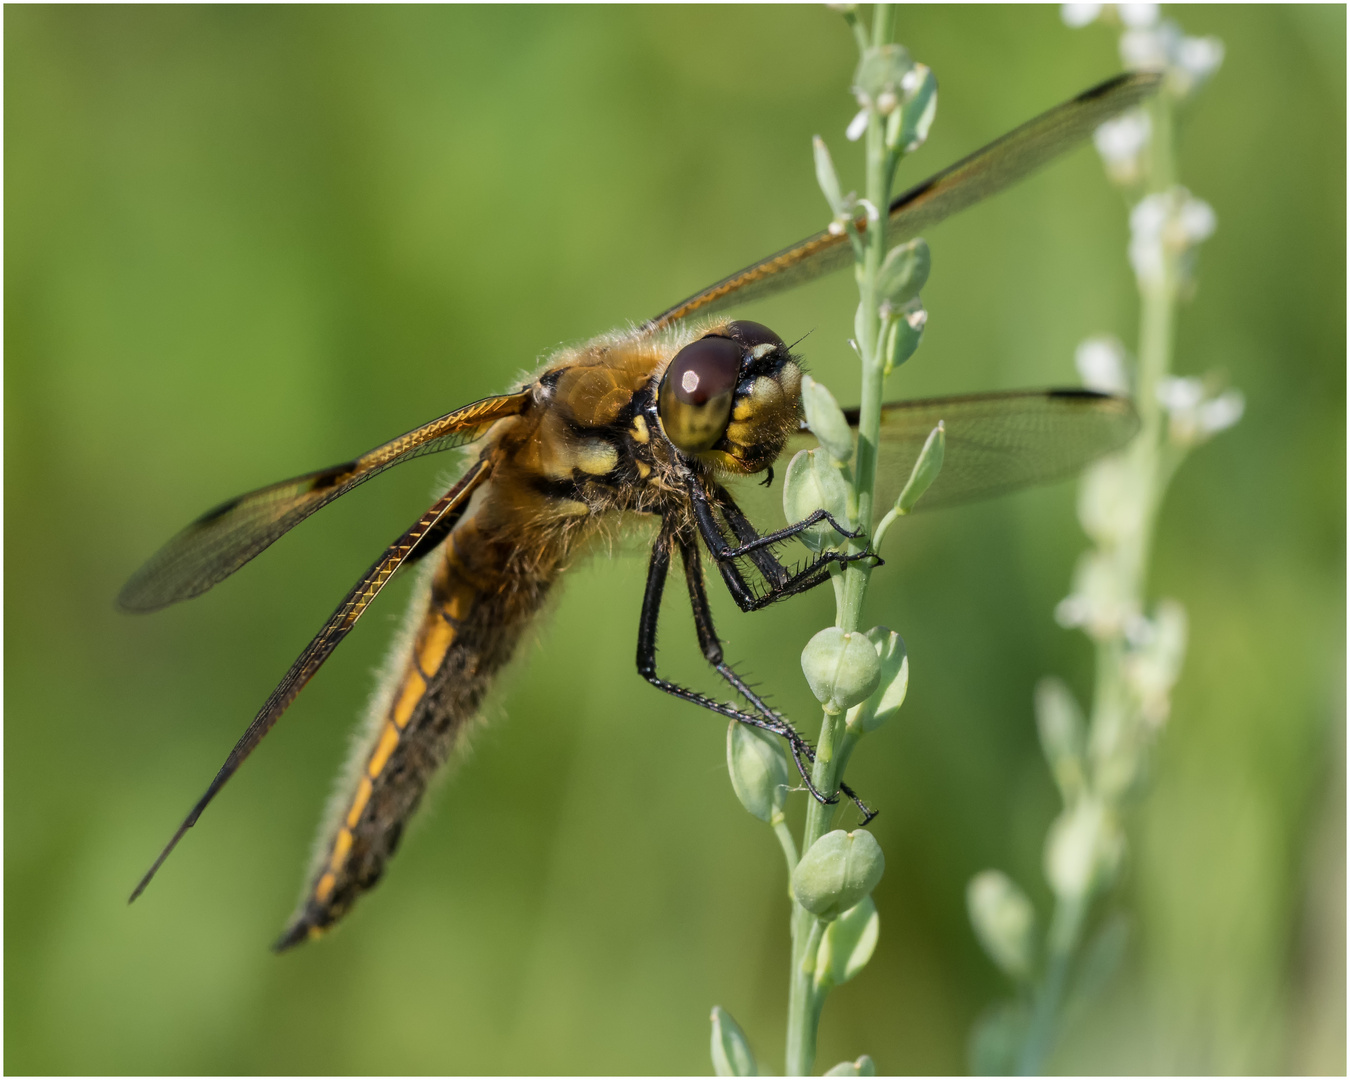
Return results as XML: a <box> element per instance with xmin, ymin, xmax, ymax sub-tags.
<box><xmin>656</xmin><ymin>320</ymin><xmax>802</xmax><ymax>475</ymax></box>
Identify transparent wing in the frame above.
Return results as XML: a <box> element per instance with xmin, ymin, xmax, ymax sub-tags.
<box><xmin>128</xmin><ymin>460</ymin><xmax>491</xmax><ymax>903</ymax></box>
<box><xmin>858</xmin><ymin>389</ymin><xmax>1139</xmax><ymax>511</ymax></box>
<box><xmin>118</xmin><ymin>391</ymin><xmax>528</xmax><ymax>612</ymax></box>
<box><xmin>644</xmin><ymin>71</ymin><xmax>1161</xmax><ymax>331</ymax></box>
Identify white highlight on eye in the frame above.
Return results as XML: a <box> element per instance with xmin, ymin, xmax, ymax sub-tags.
<box><xmin>681</xmin><ymin>370</ymin><xmax>700</xmax><ymax>394</ymax></box>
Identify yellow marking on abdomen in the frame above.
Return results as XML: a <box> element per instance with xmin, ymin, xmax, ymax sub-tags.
<box><xmin>330</xmin><ymin>827</ymin><xmax>353</xmax><ymax>867</ymax></box>
<box><xmin>368</xmin><ymin>721</ymin><xmax>400</xmax><ymax>778</ymax></box>
<box><xmin>346</xmin><ymin>777</ymin><xmax>373</xmax><ymax>828</ymax></box>
<box><xmin>418</xmin><ymin>616</ymin><xmax>456</xmax><ymax>677</ymax></box>
<box><xmin>316</xmin><ymin>871</ymin><xmax>336</xmax><ymax>902</ymax></box>
<box><xmin>392</xmin><ymin>670</ymin><xmax>426</xmax><ymax>730</ymax></box>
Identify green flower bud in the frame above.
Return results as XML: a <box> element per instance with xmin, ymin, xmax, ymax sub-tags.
<box><xmin>813</xmin><ymin>135</ymin><xmax>847</xmax><ymax>220</ymax></box>
<box><xmin>1035</xmin><ymin>678</ymin><xmax>1085</xmax><ymax>804</ymax></box>
<box><xmin>891</xmin><ymin>64</ymin><xmax>938</xmax><ymax>153</ymax></box>
<box><xmin>792</xmin><ymin>829</ymin><xmax>885</xmax><ymax>921</ymax></box>
<box><xmin>876</xmin><ymin>238</ymin><xmax>931</xmax><ymax>309</ymax></box>
<box><xmin>969</xmin><ymin>1001</ymin><xmax>1030</xmax><ymax>1077</ymax></box>
<box><xmin>1044</xmin><ymin>797</ymin><xmax>1121</xmax><ymax>901</ymax></box>
<box><xmin>815</xmin><ymin>895</ymin><xmax>879</xmax><ymax>988</ymax></box>
<box><xmin>801</xmin><ymin>628</ymin><xmax>882</xmax><ymax>715</ymax></box>
<box><xmin>782</xmin><ymin>448</ymin><xmax>852</xmax><ymax>553</ymax></box>
<box><xmin>882</xmin><ymin>302</ymin><xmax>926</xmax><ymax>374</ymax></box>
<box><xmin>726</xmin><ymin>720</ymin><xmax>789</xmax><ymax>824</ymax></box>
<box><xmin>894</xmin><ymin>421</ymin><xmax>945</xmax><ymax>514</ymax></box>
<box><xmin>845</xmin><ymin>627</ymin><xmax>908</xmax><ymax>735</ymax></box>
<box><xmin>853</xmin><ymin>44</ymin><xmax>914</xmax><ymax>108</ymax></box>
<box><xmin>966</xmin><ymin>870</ymin><xmax>1036</xmax><ymax>981</ymax></box>
<box><xmin>824</xmin><ymin>1056</ymin><xmax>877</xmax><ymax>1077</ymax></box>
<box><xmin>800</xmin><ymin>375</ymin><xmax>854</xmax><ymax>465</ymax></box>
<box><xmin>710</xmin><ymin>1005</ymin><xmax>758</xmax><ymax>1077</ymax></box>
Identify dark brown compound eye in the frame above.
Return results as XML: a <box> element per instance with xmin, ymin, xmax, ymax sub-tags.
<box><xmin>657</xmin><ymin>335</ymin><xmax>743</xmax><ymax>454</ymax></box>
<box><xmin>724</xmin><ymin>320</ymin><xmax>784</xmax><ymax>351</ymax></box>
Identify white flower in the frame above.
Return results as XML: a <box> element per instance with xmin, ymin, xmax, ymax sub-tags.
<box><xmin>1128</xmin><ymin>187</ymin><xmax>1217</xmax><ymax>288</ymax></box>
<box><xmin>1057</xmin><ymin>550</ymin><xmax>1139</xmax><ymax>640</ymax></box>
<box><xmin>846</xmin><ymin>108</ymin><xmax>869</xmax><ymax>142</ymax></box>
<box><xmin>1075</xmin><ymin>336</ymin><xmax>1131</xmax><ymax>394</ymax></box>
<box><xmin>1123</xmin><ymin>600</ymin><xmax>1188</xmax><ymax>727</ymax></box>
<box><xmin>1094</xmin><ymin>109</ymin><xmax>1151</xmax><ymax>186</ymax></box>
<box><xmin>1118</xmin><ymin>18</ymin><xmax>1224</xmax><ymax>99</ymax></box>
<box><xmin>1118</xmin><ymin>3</ymin><xmax>1160</xmax><ymax>28</ymax></box>
<box><xmin>1157</xmin><ymin>378</ymin><xmax>1244</xmax><ymax>446</ymax></box>
<box><xmin>1061</xmin><ymin>2</ymin><xmax>1103</xmax><ymax>27</ymax></box>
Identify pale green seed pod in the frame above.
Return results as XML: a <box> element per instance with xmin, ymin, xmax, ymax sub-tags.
<box><xmin>815</xmin><ymin>895</ymin><xmax>879</xmax><ymax>988</ymax></box>
<box><xmin>882</xmin><ymin>301</ymin><xmax>926</xmax><ymax>373</ymax></box>
<box><xmin>792</xmin><ymin>829</ymin><xmax>885</xmax><ymax>921</ymax></box>
<box><xmin>891</xmin><ymin>63</ymin><xmax>937</xmax><ymax>153</ymax></box>
<box><xmin>783</xmin><ymin>448</ymin><xmax>852</xmax><ymax>554</ymax></box>
<box><xmin>877</xmin><ymin>238</ymin><xmax>931</xmax><ymax>309</ymax></box>
<box><xmin>813</xmin><ymin>135</ymin><xmax>847</xmax><ymax>219</ymax></box>
<box><xmin>1044</xmin><ymin>797</ymin><xmax>1121</xmax><ymax>901</ymax></box>
<box><xmin>966</xmin><ymin>870</ymin><xmax>1036</xmax><ymax>981</ymax></box>
<box><xmin>726</xmin><ymin>720</ymin><xmax>789</xmax><ymax>824</ymax></box>
<box><xmin>846</xmin><ymin>627</ymin><xmax>908</xmax><ymax>736</ymax></box>
<box><xmin>894</xmin><ymin>421</ymin><xmax>945</xmax><ymax>514</ymax></box>
<box><xmin>801</xmin><ymin>628</ymin><xmax>882</xmax><ymax>715</ymax></box>
<box><xmin>1034</xmin><ymin>677</ymin><xmax>1085</xmax><ymax>805</ymax></box>
<box><xmin>710</xmin><ymin>1005</ymin><xmax>758</xmax><ymax>1077</ymax></box>
<box><xmin>801</xmin><ymin>375</ymin><xmax>854</xmax><ymax>466</ymax></box>
<box><xmin>824</xmin><ymin>1056</ymin><xmax>877</xmax><ymax>1077</ymax></box>
<box><xmin>853</xmin><ymin>44</ymin><xmax>914</xmax><ymax>108</ymax></box>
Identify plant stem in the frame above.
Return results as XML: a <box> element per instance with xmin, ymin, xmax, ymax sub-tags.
<box><xmin>785</xmin><ymin>6</ymin><xmax>898</xmax><ymax>1073</ymax></box>
<box><xmin>1015</xmin><ymin>87</ymin><xmax>1182</xmax><ymax>1078</ymax></box>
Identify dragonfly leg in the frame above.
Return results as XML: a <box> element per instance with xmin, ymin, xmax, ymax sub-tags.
<box><xmin>675</xmin><ymin>536</ymin><xmax>877</xmax><ymax>822</ymax></box>
<box><xmin>636</xmin><ymin>526</ymin><xmax>838</xmax><ymax>807</ymax></box>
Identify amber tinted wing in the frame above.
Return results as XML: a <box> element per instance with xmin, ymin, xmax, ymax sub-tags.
<box><xmin>849</xmin><ymin>389</ymin><xmax>1139</xmax><ymax>511</ymax></box>
<box><xmin>118</xmin><ymin>391</ymin><xmax>528</xmax><ymax>612</ymax></box>
<box><xmin>128</xmin><ymin>458</ymin><xmax>493</xmax><ymax>903</ymax></box>
<box><xmin>644</xmin><ymin>71</ymin><xmax>1161</xmax><ymax>331</ymax></box>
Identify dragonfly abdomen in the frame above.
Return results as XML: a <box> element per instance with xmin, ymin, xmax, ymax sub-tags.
<box><xmin>274</xmin><ymin>508</ymin><xmax>559</xmax><ymax>951</ymax></box>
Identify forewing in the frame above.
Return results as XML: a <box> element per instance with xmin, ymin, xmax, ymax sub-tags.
<box><xmin>127</xmin><ymin>459</ymin><xmax>492</xmax><ymax>904</ymax></box>
<box><xmin>862</xmin><ymin>390</ymin><xmax>1139</xmax><ymax>511</ymax></box>
<box><xmin>118</xmin><ymin>391</ymin><xmax>528</xmax><ymax>612</ymax></box>
<box><xmin>643</xmin><ymin>71</ymin><xmax>1160</xmax><ymax>330</ymax></box>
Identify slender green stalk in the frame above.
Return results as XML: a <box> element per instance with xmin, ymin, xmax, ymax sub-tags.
<box><xmin>971</xmin><ymin>13</ymin><xmax>1236</xmax><ymax>1072</ymax></box>
<box><xmin>786</xmin><ymin>6</ymin><xmax>905</xmax><ymax>1074</ymax></box>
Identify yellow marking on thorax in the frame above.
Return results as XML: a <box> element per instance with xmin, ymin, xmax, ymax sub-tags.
<box><xmin>575</xmin><ymin>438</ymin><xmax>618</xmax><ymax>475</ymax></box>
<box><xmin>630</xmin><ymin>414</ymin><xmax>650</xmax><ymax>443</ymax></box>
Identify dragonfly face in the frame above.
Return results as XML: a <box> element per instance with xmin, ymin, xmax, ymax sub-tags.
<box><xmin>122</xmin><ymin>71</ymin><xmax>1159</xmax><ymax>949</ymax></box>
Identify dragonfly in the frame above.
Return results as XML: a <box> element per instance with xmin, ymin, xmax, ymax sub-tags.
<box><xmin>122</xmin><ymin>70</ymin><xmax>1158</xmax><ymax>951</ymax></box>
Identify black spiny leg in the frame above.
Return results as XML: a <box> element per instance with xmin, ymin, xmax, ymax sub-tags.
<box><xmin>636</xmin><ymin>525</ymin><xmax>836</xmax><ymax>806</ymax></box>
<box><xmin>676</xmin><ymin>537</ymin><xmax>876</xmax><ymax>823</ymax></box>
<box><xmin>688</xmin><ymin>481</ymin><xmax>877</xmax><ymax>613</ymax></box>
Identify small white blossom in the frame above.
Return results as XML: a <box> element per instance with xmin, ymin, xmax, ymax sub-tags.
<box><xmin>1158</xmin><ymin>378</ymin><xmax>1244</xmax><ymax>446</ymax></box>
<box><xmin>1061</xmin><ymin>2</ymin><xmax>1102</xmax><ymax>28</ymax></box>
<box><xmin>1078</xmin><ymin>456</ymin><xmax>1143</xmax><ymax>547</ymax></box>
<box><xmin>1156</xmin><ymin>375</ymin><xmax>1206</xmax><ymax>412</ymax></box>
<box><xmin>1119</xmin><ymin>18</ymin><xmax>1224</xmax><ymax>99</ymax></box>
<box><xmin>1057</xmin><ymin>550</ymin><xmax>1139</xmax><ymax>640</ymax></box>
<box><xmin>846</xmin><ymin>108</ymin><xmax>869</xmax><ymax>142</ymax></box>
<box><xmin>1174</xmin><ymin>34</ymin><xmax>1224</xmax><ymax>95</ymax></box>
<box><xmin>1094</xmin><ymin>109</ymin><xmax>1151</xmax><ymax>187</ymax></box>
<box><xmin>1128</xmin><ymin>187</ymin><xmax>1217</xmax><ymax>289</ymax></box>
<box><xmin>1123</xmin><ymin>600</ymin><xmax>1188</xmax><ymax>727</ymax></box>
<box><xmin>1197</xmin><ymin>390</ymin><xmax>1245</xmax><ymax>436</ymax></box>
<box><xmin>1118</xmin><ymin>3</ymin><xmax>1160</xmax><ymax>28</ymax></box>
<box><xmin>1076</xmin><ymin>336</ymin><xmax>1131</xmax><ymax>395</ymax></box>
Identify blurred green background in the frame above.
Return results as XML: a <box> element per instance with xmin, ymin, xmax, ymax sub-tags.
<box><xmin>5</xmin><ymin>5</ymin><xmax>1343</xmax><ymax>1075</ymax></box>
